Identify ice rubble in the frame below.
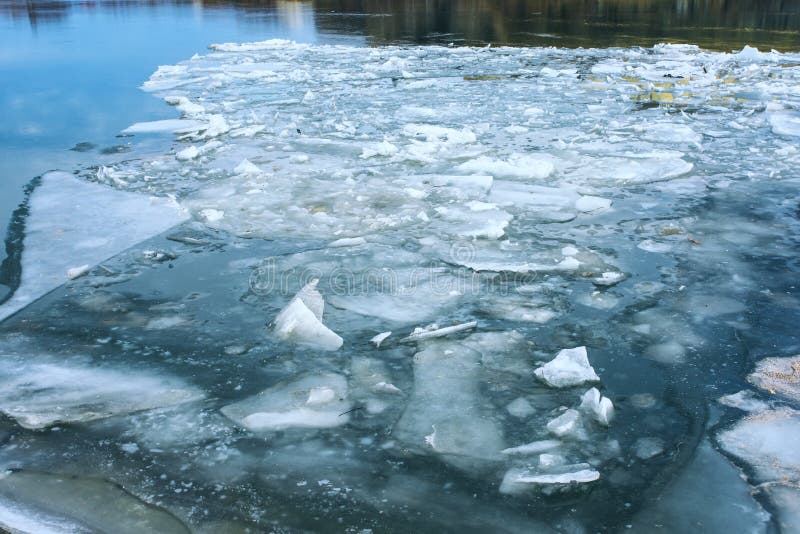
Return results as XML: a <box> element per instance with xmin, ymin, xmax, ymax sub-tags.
<box><xmin>272</xmin><ymin>279</ymin><xmax>343</xmax><ymax>350</ymax></box>
<box><xmin>499</xmin><ymin>464</ymin><xmax>600</xmax><ymax>495</ymax></box>
<box><xmin>534</xmin><ymin>346</ymin><xmax>600</xmax><ymax>388</ymax></box>
<box><xmin>0</xmin><ymin>172</ymin><xmax>187</xmax><ymax>322</ymax></box>
<box><xmin>0</xmin><ymin>357</ymin><xmax>203</xmax><ymax>429</ymax></box>
<box><xmin>221</xmin><ymin>373</ymin><xmax>351</xmax><ymax>431</ymax></box>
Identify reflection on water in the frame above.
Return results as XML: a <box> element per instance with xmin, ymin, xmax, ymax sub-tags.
<box><xmin>2</xmin><ymin>0</ymin><xmax>799</xmax><ymax>50</ymax></box>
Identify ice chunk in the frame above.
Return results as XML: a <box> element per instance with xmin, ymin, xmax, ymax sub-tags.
<box><xmin>272</xmin><ymin>280</ymin><xmax>343</xmax><ymax>350</ymax></box>
<box><xmin>579</xmin><ymin>388</ymin><xmax>614</xmax><ymax>426</ymax></box>
<box><xmin>546</xmin><ymin>409</ymin><xmax>584</xmax><ymax>438</ymax></box>
<box><xmin>634</xmin><ymin>437</ymin><xmax>665</xmax><ymax>460</ymax></box>
<box><xmin>401</xmin><ymin>321</ymin><xmax>477</xmax><ymax>342</ymax></box>
<box><xmin>329</xmin><ymin>236</ymin><xmax>367</xmax><ymax>247</ymax></box>
<box><xmin>506</xmin><ymin>397</ymin><xmax>535</xmax><ymax>418</ymax></box>
<box><xmin>575</xmin><ymin>195</ymin><xmax>612</xmax><ymax>213</ymax></box>
<box><xmin>0</xmin><ymin>470</ymin><xmax>190</xmax><ymax>534</ymax></box>
<box><xmin>121</xmin><ymin>118</ymin><xmax>207</xmax><ymax>134</ymax></box>
<box><xmin>499</xmin><ymin>464</ymin><xmax>599</xmax><ymax>494</ymax></box>
<box><xmin>221</xmin><ymin>373</ymin><xmax>350</xmax><ymax>431</ymax></box>
<box><xmin>717</xmin><ymin>408</ymin><xmax>800</xmax><ymax>483</ymax></box>
<box><xmin>747</xmin><ymin>355</ymin><xmax>800</xmax><ymax>402</ymax></box>
<box><xmin>457</xmin><ymin>154</ymin><xmax>554</xmax><ymax>180</ymax></box>
<box><xmin>66</xmin><ymin>264</ymin><xmax>90</xmax><ymax>280</ymax></box>
<box><xmin>0</xmin><ymin>359</ymin><xmax>203</xmax><ymax>429</ymax></box>
<box><xmin>233</xmin><ymin>158</ymin><xmax>261</xmax><ymax>174</ymax></box>
<box><xmin>501</xmin><ymin>440</ymin><xmax>561</xmax><ymax>456</ymax></box>
<box><xmin>175</xmin><ymin>145</ymin><xmax>199</xmax><ymax>161</ymax></box>
<box><xmin>370</xmin><ymin>331</ymin><xmax>392</xmax><ymax>347</ymax></box>
<box><xmin>0</xmin><ymin>172</ymin><xmax>187</xmax><ymax>322</ymax></box>
<box><xmin>644</xmin><ymin>341</ymin><xmax>686</xmax><ymax>364</ymax></box>
<box><xmin>393</xmin><ymin>343</ymin><xmax>505</xmax><ymax>469</ymax></box>
<box><xmin>718</xmin><ymin>390</ymin><xmax>769</xmax><ymax>413</ymax></box>
<box><xmin>534</xmin><ymin>347</ymin><xmax>600</xmax><ymax>388</ymax></box>
<box><xmin>768</xmin><ymin>111</ymin><xmax>800</xmax><ymax>137</ymax></box>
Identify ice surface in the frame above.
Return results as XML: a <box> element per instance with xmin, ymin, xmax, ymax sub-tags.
<box><xmin>0</xmin><ymin>172</ymin><xmax>187</xmax><ymax>322</ymax></box>
<box><xmin>272</xmin><ymin>280</ymin><xmax>343</xmax><ymax>350</ymax></box>
<box><xmin>393</xmin><ymin>342</ymin><xmax>505</xmax><ymax>469</ymax></box>
<box><xmin>499</xmin><ymin>464</ymin><xmax>600</xmax><ymax>494</ymax></box>
<box><xmin>747</xmin><ymin>355</ymin><xmax>800</xmax><ymax>402</ymax></box>
<box><xmin>0</xmin><ymin>356</ymin><xmax>203</xmax><ymax>429</ymax></box>
<box><xmin>718</xmin><ymin>390</ymin><xmax>770</xmax><ymax>413</ymax></box>
<box><xmin>0</xmin><ymin>470</ymin><xmax>189</xmax><ymax>534</ymax></box>
<box><xmin>221</xmin><ymin>373</ymin><xmax>351</xmax><ymax>431</ymax></box>
<box><xmin>579</xmin><ymin>388</ymin><xmax>614</xmax><ymax>426</ymax></box>
<box><xmin>546</xmin><ymin>409</ymin><xmax>584</xmax><ymax>439</ymax></box>
<box><xmin>6</xmin><ymin>38</ymin><xmax>800</xmax><ymax>531</ymax></box>
<box><xmin>717</xmin><ymin>408</ymin><xmax>800</xmax><ymax>482</ymax></box>
<box><xmin>629</xmin><ymin>441</ymin><xmax>770</xmax><ymax>533</ymax></box>
<box><xmin>535</xmin><ymin>347</ymin><xmax>600</xmax><ymax>388</ymax></box>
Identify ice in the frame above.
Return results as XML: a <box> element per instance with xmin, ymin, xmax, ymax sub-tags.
<box><xmin>499</xmin><ymin>464</ymin><xmax>600</xmax><ymax>495</ymax></box>
<box><xmin>747</xmin><ymin>355</ymin><xmax>800</xmax><ymax>402</ymax></box>
<box><xmin>546</xmin><ymin>409</ymin><xmax>585</xmax><ymax>439</ymax></box>
<box><xmin>629</xmin><ymin>441</ymin><xmax>770</xmax><ymax>533</ymax></box>
<box><xmin>272</xmin><ymin>280</ymin><xmax>343</xmax><ymax>350</ymax></box>
<box><xmin>634</xmin><ymin>437</ymin><xmax>665</xmax><ymax>460</ymax></box>
<box><xmin>574</xmin><ymin>195</ymin><xmax>612</xmax><ymax>213</ymax></box>
<box><xmin>328</xmin><ymin>236</ymin><xmax>366</xmax><ymax>247</ymax></box>
<box><xmin>534</xmin><ymin>347</ymin><xmax>600</xmax><ymax>388</ymax></box>
<box><xmin>506</xmin><ymin>397</ymin><xmax>535</xmax><ymax>418</ymax></box>
<box><xmin>370</xmin><ymin>331</ymin><xmax>392</xmax><ymax>347</ymax></box>
<box><xmin>644</xmin><ymin>341</ymin><xmax>686</xmax><ymax>364</ymax></box>
<box><xmin>393</xmin><ymin>342</ymin><xmax>505</xmax><ymax>469</ymax></box>
<box><xmin>0</xmin><ymin>172</ymin><xmax>187</xmax><ymax>322</ymax></box>
<box><xmin>768</xmin><ymin>112</ymin><xmax>800</xmax><ymax>137</ymax></box>
<box><xmin>0</xmin><ymin>356</ymin><xmax>203</xmax><ymax>429</ymax></box>
<box><xmin>579</xmin><ymin>388</ymin><xmax>614</xmax><ymax>426</ymax></box>
<box><xmin>175</xmin><ymin>145</ymin><xmax>199</xmax><ymax>160</ymax></box>
<box><xmin>501</xmin><ymin>440</ymin><xmax>561</xmax><ymax>456</ymax></box>
<box><xmin>221</xmin><ymin>373</ymin><xmax>351</xmax><ymax>431</ymax></box>
<box><xmin>718</xmin><ymin>390</ymin><xmax>770</xmax><ymax>413</ymax></box>
<box><xmin>121</xmin><ymin>118</ymin><xmax>207</xmax><ymax>134</ymax></box>
<box><xmin>66</xmin><ymin>264</ymin><xmax>90</xmax><ymax>279</ymax></box>
<box><xmin>401</xmin><ymin>321</ymin><xmax>477</xmax><ymax>342</ymax></box>
<box><xmin>0</xmin><ymin>470</ymin><xmax>189</xmax><ymax>534</ymax></box>
<box><xmin>457</xmin><ymin>154</ymin><xmax>554</xmax><ymax>180</ymax></box>
<box><xmin>717</xmin><ymin>408</ymin><xmax>800</xmax><ymax>483</ymax></box>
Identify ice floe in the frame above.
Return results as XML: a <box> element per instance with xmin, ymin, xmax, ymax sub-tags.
<box><xmin>534</xmin><ymin>346</ymin><xmax>600</xmax><ymax>388</ymax></box>
<box><xmin>0</xmin><ymin>356</ymin><xmax>203</xmax><ymax>429</ymax></box>
<box><xmin>221</xmin><ymin>373</ymin><xmax>351</xmax><ymax>431</ymax></box>
<box><xmin>0</xmin><ymin>172</ymin><xmax>187</xmax><ymax>322</ymax></box>
<box><xmin>272</xmin><ymin>279</ymin><xmax>343</xmax><ymax>350</ymax></box>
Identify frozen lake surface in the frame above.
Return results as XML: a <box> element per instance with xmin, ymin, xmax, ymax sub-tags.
<box><xmin>1</xmin><ymin>2</ymin><xmax>800</xmax><ymax>533</ymax></box>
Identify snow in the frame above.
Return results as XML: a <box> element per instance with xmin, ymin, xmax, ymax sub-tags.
<box><xmin>0</xmin><ymin>172</ymin><xmax>187</xmax><ymax>322</ymax></box>
<box><xmin>534</xmin><ymin>347</ymin><xmax>600</xmax><ymax>388</ymax></box>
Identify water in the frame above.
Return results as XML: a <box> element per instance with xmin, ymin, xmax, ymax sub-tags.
<box><xmin>0</xmin><ymin>1</ymin><xmax>799</xmax><ymax>533</ymax></box>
